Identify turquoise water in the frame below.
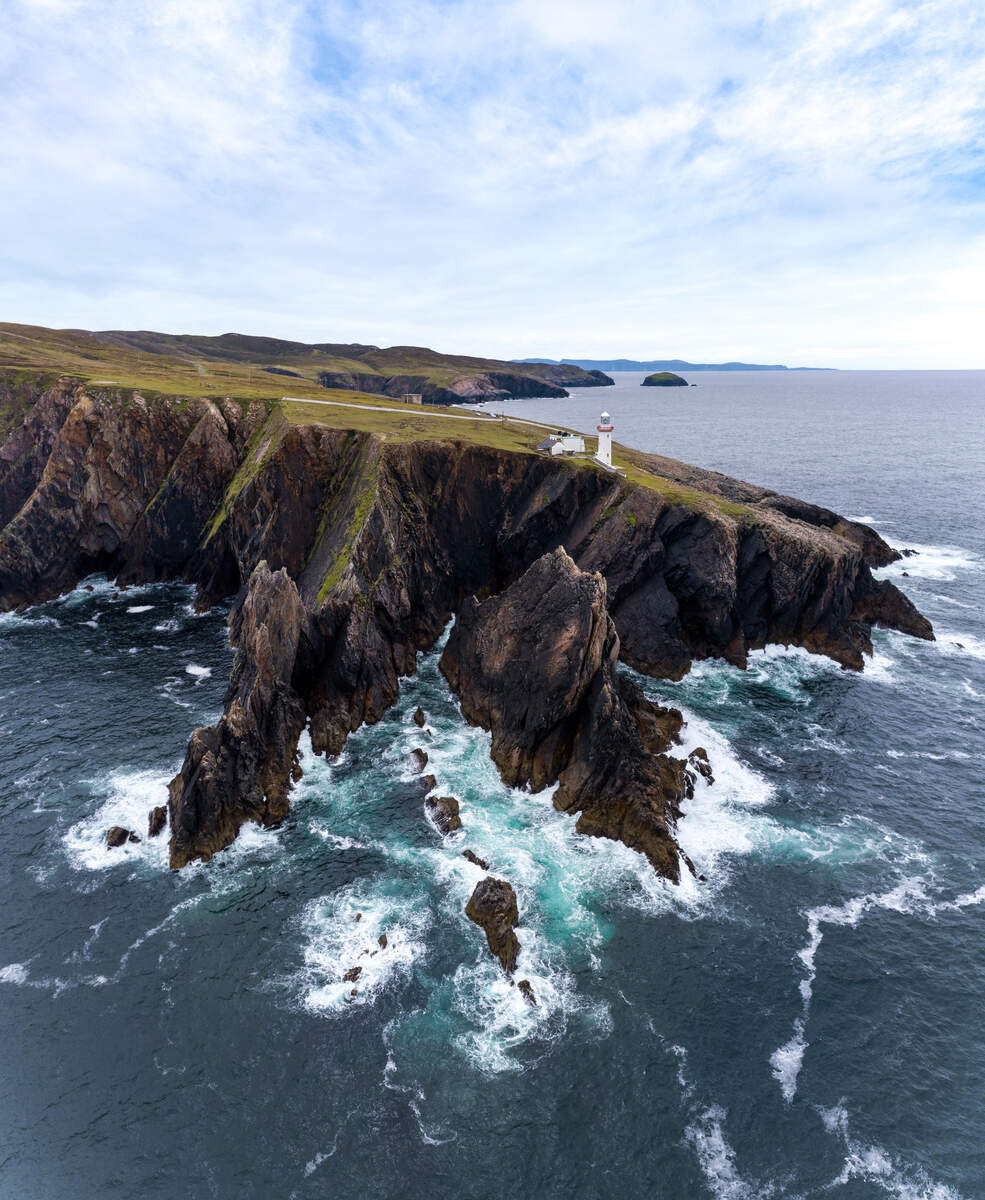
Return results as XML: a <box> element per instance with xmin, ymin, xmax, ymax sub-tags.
<box><xmin>1</xmin><ymin>371</ymin><xmax>983</xmax><ymax>1197</ymax></box>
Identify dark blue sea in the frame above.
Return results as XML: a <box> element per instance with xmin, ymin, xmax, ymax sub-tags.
<box><xmin>1</xmin><ymin>370</ymin><xmax>983</xmax><ymax>1198</ymax></box>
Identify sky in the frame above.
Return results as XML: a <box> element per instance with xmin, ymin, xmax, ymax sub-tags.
<box><xmin>1</xmin><ymin>0</ymin><xmax>984</xmax><ymax>367</ymax></box>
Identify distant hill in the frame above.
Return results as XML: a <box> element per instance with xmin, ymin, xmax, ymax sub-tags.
<box><xmin>516</xmin><ymin>357</ymin><xmax>834</xmax><ymax>372</ymax></box>
<box><xmin>0</xmin><ymin>323</ymin><xmax>610</xmax><ymax>407</ymax></box>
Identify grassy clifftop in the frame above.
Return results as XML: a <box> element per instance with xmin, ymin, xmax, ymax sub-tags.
<box><xmin>0</xmin><ymin>322</ymin><xmax>602</xmax><ymax>403</ymax></box>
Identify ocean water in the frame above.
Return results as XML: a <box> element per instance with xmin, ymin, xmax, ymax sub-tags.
<box><xmin>1</xmin><ymin>370</ymin><xmax>983</xmax><ymax>1198</ymax></box>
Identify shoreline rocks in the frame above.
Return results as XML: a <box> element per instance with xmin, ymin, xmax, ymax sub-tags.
<box><xmin>465</xmin><ymin>877</ymin><xmax>520</xmax><ymax>974</ymax></box>
<box><xmin>426</xmin><ymin>794</ymin><xmax>462</xmax><ymax>834</ymax></box>
<box><xmin>0</xmin><ymin>379</ymin><xmax>934</xmax><ymax>870</ymax></box>
<box><xmin>441</xmin><ymin>548</ymin><xmax>694</xmax><ymax>881</ymax></box>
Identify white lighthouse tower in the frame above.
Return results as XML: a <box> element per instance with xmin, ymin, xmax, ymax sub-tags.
<box><xmin>595</xmin><ymin>411</ymin><xmax>614</xmax><ymax>468</ymax></box>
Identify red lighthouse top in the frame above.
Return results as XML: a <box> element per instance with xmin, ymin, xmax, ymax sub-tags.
<box><xmin>597</xmin><ymin>410</ymin><xmax>613</xmax><ymax>431</ymax></box>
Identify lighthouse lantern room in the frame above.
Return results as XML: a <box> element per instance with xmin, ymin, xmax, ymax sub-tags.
<box><xmin>595</xmin><ymin>410</ymin><xmax>614</xmax><ymax>468</ymax></box>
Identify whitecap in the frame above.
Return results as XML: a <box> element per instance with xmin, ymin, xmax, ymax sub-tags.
<box><xmin>185</xmin><ymin>664</ymin><xmax>212</xmax><ymax>680</ymax></box>
<box><xmin>63</xmin><ymin>767</ymin><xmax>173</xmax><ymax>872</ymax></box>
<box><xmin>298</xmin><ymin>882</ymin><xmax>430</xmax><ymax>1014</ymax></box>
<box><xmin>820</xmin><ymin>1103</ymin><xmax>964</xmax><ymax>1199</ymax></box>
<box><xmin>0</xmin><ymin>962</ymin><xmax>30</xmax><ymax>985</ymax></box>
<box><xmin>877</xmin><ymin>541</ymin><xmax>983</xmax><ymax>583</ymax></box>
<box><xmin>683</xmin><ymin>1104</ymin><xmax>773</xmax><ymax>1200</ymax></box>
<box><xmin>772</xmin><ymin>879</ymin><xmax>985</xmax><ymax>1103</ymax></box>
<box><xmin>126</xmin><ymin>605</ymin><xmax>154</xmax><ymax>614</ymax></box>
<box><xmin>934</xmin><ymin>632</ymin><xmax>985</xmax><ymax>661</ymax></box>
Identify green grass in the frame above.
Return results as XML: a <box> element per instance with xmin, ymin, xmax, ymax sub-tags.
<box><xmin>0</xmin><ymin>367</ymin><xmax>63</xmax><ymax>436</ymax></box>
<box><xmin>1</xmin><ymin>325</ymin><xmax>765</xmax><ymax>533</ymax></box>
<box><xmin>203</xmin><ymin>410</ymin><xmax>289</xmax><ymax>542</ymax></box>
<box><xmin>641</xmin><ymin>371</ymin><xmax>688</xmax><ymax>386</ymax></box>
<box><xmin>0</xmin><ymin>321</ymin><xmax>600</xmax><ymax>401</ymax></box>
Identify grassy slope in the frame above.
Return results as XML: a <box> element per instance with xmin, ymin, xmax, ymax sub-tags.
<box><xmin>0</xmin><ymin>322</ymin><xmax>594</xmax><ymax>395</ymax></box>
<box><xmin>0</xmin><ymin>322</ymin><xmax>764</xmax><ymax>526</ymax></box>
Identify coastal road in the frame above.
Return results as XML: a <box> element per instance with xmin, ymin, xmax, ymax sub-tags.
<box><xmin>281</xmin><ymin>394</ymin><xmax>566</xmax><ymax>434</ymax></box>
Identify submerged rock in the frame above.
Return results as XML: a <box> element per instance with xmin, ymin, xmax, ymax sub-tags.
<box><xmin>148</xmin><ymin>805</ymin><xmax>167</xmax><ymax>838</ymax></box>
<box><xmin>463</xmin><ymin>849</ymin><xmax>489</xmax><ymax>870</ymax></box>
<box><xmin>465</xmin><ymin>877</ymin><xmax>520</xmax><ymax>974</ymax></box>
<box><xmin>426</xmin><ymin>794</ymin><xmax>462</xmax><ymax>834</ymax></box>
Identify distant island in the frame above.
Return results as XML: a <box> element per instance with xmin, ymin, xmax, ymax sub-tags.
<box><xmin>642</xmin><ymin>371</ymin><xmax>687</xmax><ymax>387</ymax></box>
<box><xmin>516</xmin><ymin>357</ymin><xmax>835</xmax><ymax>372</ymax></box>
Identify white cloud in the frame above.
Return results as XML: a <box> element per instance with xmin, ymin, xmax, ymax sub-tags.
<box><xmin>0</xmin><ymin>0</ymin><xmax>983</xmax><ymax>365</ymax></box>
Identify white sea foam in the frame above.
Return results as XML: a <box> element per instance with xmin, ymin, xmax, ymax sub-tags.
<box><xmin>62</xmin><ymin>767</ymin><xmax>173</xmax><ymax>872</ymax></box>
<box><xmin>684</xmin><ymin>1105</ymin><xmax>773</xmax><ymax>1200</ymax></box>
<box><xmin>877</xmin><ymin>542</ymin><xmax>983</xmax><ymax>583</ymax></box>
<box><xmin>0</xmin><ymin>610</ymin><xmax>61</xmax><ymax>632</ymax></box>
<box><xmin>0</xmin><ymin>962</ymin><xmax>30</xmax><ymax>985</ymax></box>
<box><xmin>930</xmin><ymin>593</ymin><xmax>976</xmax><ymax>610</ymax></box>
<box><xmin>299</xmin><ymin>882</ymin><xmax>430</xmax><ymax>1014</ymax></box>
<box><xmin>772</xmin><ymin>880</ymin><xmax>985</xmax><ymax>1103</ymax></box>
<box><xmin>184</xmin><ymin>663</ymin><xmax>212</xmax><ymax>679</ymax></box>
<box><xmin>820</xmin><ymin>1103</ymin><xmax>964</xmax><ymax>1199</ymax></box>
<box><xmin>934</xmin><ymin>631</ymin><xmax>985</xmax><ymax>661</ymax></box>
<box><xmin>126</xmin><ymin>605</ymin><xmax>154</xmax><ymax>614</ymax></box>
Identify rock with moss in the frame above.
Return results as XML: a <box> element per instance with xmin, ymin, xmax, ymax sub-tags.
<box><xmin>641</xmin><ymin>371</ymin><xmax>688</xmax><ymax>387</ymax></box>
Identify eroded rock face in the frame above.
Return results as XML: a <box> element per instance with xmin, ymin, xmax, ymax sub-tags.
<box><xmin>148</xmin><ymin>806</ymin><xmax>167</xmax><ymax>838</ymax></box>
<box><xmin>106</xmin><ymin>826</ymin><xmax>139</xmax><ymax>848</ymax></box>
<box><xmin>168</xmin><ymin>561</ymin><xmax>307</xmax><ymax>867</ymax></box>
<box><xmin>441</xmin><ymin>548</ymin><xmax>692</xmax><ymax>880</ymax></box>
<box><xmin>426</xmin><ymin>795</ymin><xmax>461</xmax><ymax>834</ymax></box>
<box><xmin>465</xmin><ymin>877</ymin><xmax>520</xmax><ymax>973</ymax></box>
<box><xmin>0</xmin><ymin>382</ymin><xmax>934</xmax><ymax>869</ymax></box>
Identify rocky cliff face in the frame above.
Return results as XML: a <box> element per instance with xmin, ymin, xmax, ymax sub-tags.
<box><xmin>514</xmin><ymin>364</ymin><xmax>614</xmax><ymax>388</ymax></box>
<box><xmin>316</xmin><ymin>369</ymin><xmax>568</xmax><ymax>405</ymax></box>
<box><xmin>440</xmin><ymin>549</ymin><xmax>692</xmax><ymax>880</ymax></box>
<box><xmin>0</xmin><ymin>378</ymin><xmax>933</xmax><ymax>871</ymax></box>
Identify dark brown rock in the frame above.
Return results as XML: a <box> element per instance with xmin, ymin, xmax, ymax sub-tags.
<box><xmin>378</xmin><ymin>933</ymin><xmax>387</xmax><ymax>949</ymax></box>
<box><xmin>167</xmin><ymin>562</ymin><xmax>308</xmax><ymax>868</ymax></box>
<box><xmin>426</xmin><ymin>795</ymin><xmax>462</xmax><ymax>834</ymax></box>
<box><xmin>441</xmin><ymin>549</ymin><xmax>693</xmax><ymax>880</ymax></box>
<box><xmin>465</xmin><ymin>877</ymin><xmax>520</xmax><ymax>973</ymax></box>
<box><xmin>0</xmin><ymin>378</ymin><xmax>933</xmax><ymax>875</ymax></box>
<box><xmin>517</xmin><ymin>979</ymin><xmax>537</xmax><ymax>1006</ymax></box>
<box><xmin>687</xmin><ymin>747</ymin><xmax>714</xmax><ymax>784</ymax></box>
<box><xmin>106</xmin><ymin>826</ymin><xmax>133</xmax><ymax>848</ymax></box>
<box><xmin>413</xmin><ymin>706</ymin><xmax>426</xmax><ymax>727</ymax></box>
<box><xmin>342</xmin><ymin>966</ymin><xmax>361</xmax><ymax>983</ymax></box>
<box><xmin>463</xmin><ymin>849</ymin><xmax>489</xmax><ymax>869</ymax></box>
<box><xmin>422</xmin><ymin>773</ymin><xmax>437</xmax><ymax>792</ymax></box>
<box><xmin>148</xmin><ymin>805</ymin><xmax>167</xmax><ymax>838</ymax></box>
<box><xmin>411</xmin><ymin>748</ymin><xmax>429</xmax><ymax>771</ymax></box>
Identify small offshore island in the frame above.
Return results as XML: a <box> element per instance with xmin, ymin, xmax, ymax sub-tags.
<box><xmin>0</xmin><ymin>324</ymin><xmax>933</xmax><ymax>977</ymax></box>
<box><xmin>642</xmin><ymin>371</ymin><xmax>689</xmax><ymax>387</ymax></box>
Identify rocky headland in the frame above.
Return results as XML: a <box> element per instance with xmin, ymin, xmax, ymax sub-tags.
<box><xmin>316</xmin><ymin>369</ymin><xmax>571</xmax><ymax>405</ymax></box>
<box><xmin>0</xmin><ymin>374</ymin><xmax>933</xmax><ymax>878</ymax></box>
